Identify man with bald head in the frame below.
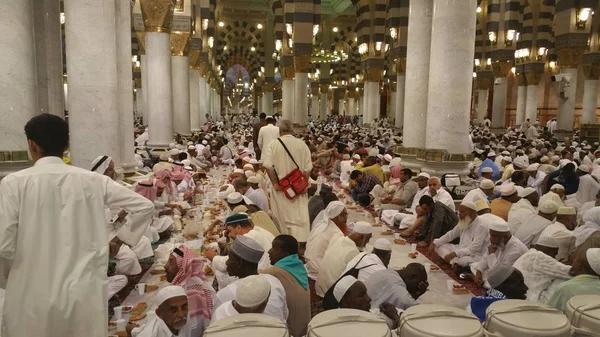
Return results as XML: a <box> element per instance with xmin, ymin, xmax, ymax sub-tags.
<box><xmin>427</xmin><ymin>176</ymin><xmax>455</xmax><ymax>211</ymax></box>
<box><xmin>430</xmin><ymin>200</ymin><xmax>490</xmax><ymax>274</ymax></box>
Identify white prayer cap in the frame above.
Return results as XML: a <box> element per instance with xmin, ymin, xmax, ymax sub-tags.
<box><xmin>353</xmin><ymin>221</ymin><xmax>373</xmax><ymax>235</ymax></box>
<box><xmin>333</xmin><ymin>275</ymin><xmax>359</xmax><ymax>302</ymax></box>
<box><xmin>502</xmin><ymin>156</ymin><xmax>512</xmax><ymax>163</ymax></box>
<box><xmin>353</xmin><ymin>154</ymin><xmax>360</xmax><ymax>160</ymax></box>
<box><xmin>233</xmin><ymin>168</ymin><xmax>245</xmax><ymax>174</ymax></box>
<box><xmin>550</xmin><ymin>184</ymin><xmax>565</xmax><ymax>191</ymax></box>
<box><xmin>488</xmin><ymin>265</ymin><xmax>516</xmax><ymax>289</ymax></box>
<box><xmin>159</xmin><ymin>153</ymin><xmax>169</xmax><ymax>161</ymax></box>
<box><xmin>377</xmin><ymin>154</ymin><xmax>384</xmax><ymax>160</ymax></box>
<box><xmin>169</xmin><ymin>143</ymin><xmax>177</xmax><ymax>149</ymax></box>
<box><xmin>540</xmin><ymin>156</ymin><xmax>550</xmax><ymax>163</ymax></box>
<box><xmin>176</xmin><ymin>144</ymin><xmax>185</xmax><ymax>150</ymax></box>
<box><xmin>586</xmin><ymin>248</ymin><xmax>600</xmax><ymax>275</ymax></box>
<box><xmin>326</xmin><ymin>201</ymin><xmax>346</xmax><ymax>219</ymax></box>
<box><xmin>168</xmin><ymin>149</ymin><xmax>179</xmax><ymax>156</ymax></box>
<box><xmin>343</xmin><ymin>154</ymin><xmax>351</xmax><ymax>160</ymax></box>
<box><xmin>237</xmin><ymin>145</ymin><xmax>245</xmax><ymax>150</ymax></box>
<box><xmin>373</xmin><ymin>238</ymin><xmax>392</xmax><ymax>251</ymax></box>
<box><xmin>513</xmin><ymin>157</ymin><xmax>528</xmax><ymax>169</ymax></box>
<box><xmin>501</xmin><ymin>151</ymin><xmax>510</xmax><ymax>156</ymax></box>
<box><xmin>236</xmin><ymin>275</ymin><xmax>271</xmax><ymax>307</ymax></box>
<box><xmin>539</xmin><ymin>200</ymin><xmax>559</xmax><ymax>214</ymax></box>
<box><xmin>417</xmin><ymin>172</ymin><xmax>431</xmax><ymax>179</ymax></box>
<box><xmin>249</xmin><ymin>158</ymin><xmax>259</xmax><ymax>165</ymax></box>
<box><xmin>202</xmin><ymin>140</ymin><xmax>208</xmax><ymax>145</ymax></box>
<box><xmin>487</xmin><ymin>151</ymin><xmax>496</xmax><ymax>157</ymax></box>
<box><xmin>500</xmin><ymin>184</ymin><xmax>517</xmax><ymax>197</ymax></box>
<box><xmin>552</xmin><ymin>155</ymin><xmax>561</xmax><ymax>162</ymax></box>
<box><xmin>247</xmin><ymin>176</ymin><xmax>260</xmax><ymax>184</ymax></box>
<box><xmin>243</xmin><ymin>163</ymin><xmax>254</xmax><ymax>171</ymax></box>
<box><xmin>527</xmin><ymin>163</ymin><xmax>540</xmax><ymax>171</ymax></box>
<box><xmin>187</xmin><ymin>141</ymin><xmax>194</xmax><ymax>145</ymax></box>
<box><xmin>188</xmin><ymin>145</ymin><xmax>195</xmax><ymax>150</ymax></box>
<box><xmin>460</xmin><ymin>200</ymin><xmax>477</xmax><ymax>211</ymax></box>
<box><xmin>579</xmin><ymin>164</ymin><xmax>590</xmax><ymax>173</ymax></box>
<box><xmin>481</xmin><ymin>167</ymin><xmax>493</xmax><ymax>173</ymax></box>
<box><xmin>519</xmin><ymin>187</ymin><xmax>536</xmax><ymax>198</ymax></box>
<box><xmin>154</xmin><ymin>285</ymin><xmax>187</xmax><ymax>308</ymax></box>
<box><xmin>384</xmin><ymin>154</ymin><xmax>393</xmax><ymax>162</ymax></box>
<box><xmin>475</xmin><ymin>199</ymin><xmax>490</xmax><ymax>212</ymax></box>
<box><xmin>536</xmin><ymin>235</ymin><xmax>559</xmax><ymax>249</ymax></box>
<box><xmin>557</xmin><ymin>206</ymin><xmax>576</xmax><ymax>215</ymax></box>
<box><xmin>489</xmin><ymin>219</ymin><xmax>510</xmax><ymax>232</ymax></box>
<box><xmin>231</xmin><ymin>236</ymin><xmax>264</xmax><ymax>264</ymax></box>
<box><xmin>480</xmin><ymin>179</ymin><xmax>495</xmax><ymax>189</ymax></box>
<box><xmin>218</xmin><ymin>184</ymin><xmax>235</xmax><ymax>199</ymax></box>
<box><xmin>227</xmin><ymin>192</ymin><xmax>244</xmax><ymax>204</ymax></box>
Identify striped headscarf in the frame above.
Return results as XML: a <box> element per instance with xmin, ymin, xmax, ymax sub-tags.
<box><xmin>171</xmin><ymin>246</ymin><xmax>213</xmax><ymax>319</ymax></box>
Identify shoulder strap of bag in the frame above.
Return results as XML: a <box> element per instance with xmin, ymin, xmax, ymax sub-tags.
<box><xmin>277</xmin><ymin>138</ymin><xmax>300</xmax><ymax>169</ymax></box>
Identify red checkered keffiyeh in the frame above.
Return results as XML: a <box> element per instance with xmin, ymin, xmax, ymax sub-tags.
<box><xmin>172</xmin><ymin>246</ymin><xmax>214</xmax><ymax>319</ymax></box>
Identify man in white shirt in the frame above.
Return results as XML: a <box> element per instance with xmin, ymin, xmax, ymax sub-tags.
<box><xmin>257</xmin><ymin>116</ymin><xmax>280</xmax><ymax>153</ymax></box>
<box><xmin>429</xmin><ymin>176</ymin><xmax>456</xmax><ymax>211</ymax></box>
<box><xmin>471</xmin><ymin>219</ymin><xmax>528</xmax><ymax>288</ymax></box>
<box><xmin>513</xmin><ymin>236</ymin><xmax>572</xmax><ymax>304</ymax></box>
<box><xmin>508</xmin><ymin>187</ymin><xmax>539</xmax><ymax>234</ymax></box>
<box><xmin>431</xmin><ymin>201</ymin><xmax>489</xmax><ymax>273</ymax></box>
<box><xmin>514</xmin><ymin>200</ymin><xmax>558</xmax><ymax>247</ymax></box>
<box><xmin>233</xmin><ymin>178</ymin><xmax>269</xmax><ymax>212</ymax></box>
<box><xmin>526</xmin><ymin>163</ymin><xmax>547</xmax><ymax>197</ymax></box>
<box><xmin>539</xmin><ymin>206</ymin><xmax>577</xmax><ymax>261</ymax></box>
<box><xmin>341</xmin><ymin>238</ymin><xmax>392</xmax><ymax>283</ymax></box>
<box><xmin>213</xmin><ymin>236</ymin><xmax>289</xmax><ymax>322</ymax></box>
<box><xmin>0</xmin><ymin>114</ymin><xmax>154</xmax><ymax>337</ymax></box>
<box><xmin>135</xmin><ymin>286</ymin><xmax>192</xmax><ymax>337</ymax></box>
<box><xmin>462</xmin><ymin>179</ymin><xmax>494</xmax><ymax>204</ymax></box>
<box><xmin>381</xmin><ymin>172</ymin><xmax>430</xmax><ymax>227</ymax></box>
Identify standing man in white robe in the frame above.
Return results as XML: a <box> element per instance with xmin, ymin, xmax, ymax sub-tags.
<box><xmin>262</xmin><ymin>120</ymin><xmax>313</xmax><ymax>246</ymax></box>
<box><xmin>0</xmin><ymin>114</ymin><xmax>154</xmax><ymax>337</ymax></box>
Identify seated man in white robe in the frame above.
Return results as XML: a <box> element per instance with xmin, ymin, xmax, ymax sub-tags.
<box><xmin>233</xmin><ymin>178</ymin><xmax>269</xmax><ymax>212</ymax></box>
<box><xmin>539</xmin><ymin>206</ymin><xmax>577</xmax><ymax>261</ymax></box>
<box><xmin>211</xmin><ymin>275</ymin><xmax>271</xmax><ymax>322</ymax></box>
<box><xmin>380</xmin><ymin>172</ymin><xmax>429</xmax><ymax>227</ymax></box>
<box><xmin>508</xmin><ymin>187</ymin><xmax>539</xmax><ymax>234</ymax></box>
<box><xmin>526</xmin><ymin>163</ymin><xmax>546</xmax><ymax>197</ymax></box>
<box><xmin>341</xmin><ymin>238</ymin><xmax>392</xmax><ymax>283</ymax></box>
<box><xmin>471</xmin><ymin>219</ymin><xmax>528</xmax><ymax>288</ymax></box>
<box><xmin>431</xmin><ymin>200</ymin><xmax>489</xmax><ymax>274</ymax></box>
<box><xmin>566</xmin><ymin>165</ymin><xmax>600</xmax><ymax>208</ymax></box>
<box><xmin>514</xmin><ymin>200</ymin><xmax>558</xmax><ymax>247</ymax></box>
<box><xmin>212</xmin><ymin>236</ymin><xmax>289</xmax><ymax>322</ymax></box>
<box><xmin>133</xmin><ymin>286</ymin><xmax>191</xmax><ymax>337</ymax></box>
<box><xmin>513</xmin><ymin>236</ymin><xmax>572</xmax><ymax>304</ymax></box>
<box><xmin>462</xmin><ymin>179</ymin><xmax>494</xmax><ymax>204</ymax></box>
<box><xmin>315</xmin><ymin>222</ymin><xmax>372</xmax><ymax>297</ymax></box>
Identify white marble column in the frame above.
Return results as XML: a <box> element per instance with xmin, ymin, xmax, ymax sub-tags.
<box><xmin>310</xmin><ymin>95</ymin><xmax>319</xmax><ymax>119</ymax></box>
<box><xmin>357</xmin><ymin>96</ymin><xmax>363</xmax><ymax>120</ymax></box>
<box><xmin>283</xmin><ymin>79</ymin><xmax>295</xmax><ymax>121</ymax></box>
<box><xmin>390</xmin><ymin>90</ymin><xmax>397</xmax><ymax>122</ymax></box>
<box><xmin>172</xmin><ymin>55</ymin><xmax>191</xmax><ymax>136</ymax></box>
<box><xmin>33</xmin><ymin>0</ymin><xmax>64</xmax><ymax>117</ymax></box>
<box><xmin>404</xmin><ymin>0</ymin><xmax>433</xmax><ymax>148</ymax></box>
<box><xmin>557</xmin><ymin>68</ymin><xmax>578</xmax><ymax>131</ymax></box>
<box><xmin>348</xmin><ymin>97</ymin><xmax>356</xmax><ymax>116</ymax></box>
<box><xmin>141</xmin><ymin>54</ymin><xmax>149</xmax><ymax>125</ymax></box>
<box><xmin>189</xmin><ymin>69</ymin><xmax>201</xmax><ymax>132</ymax></box>
<box><xmin>362</xmin><ymin>90</ymin><xmax>369</xmax><ymax>124</ymax></box>
<box><xmin>116</xmin><ymin>0</ymin><xmax>135</xmax><ymax>171</ymax></box>
<box><xmin>395</xmin><ymin>75</ymin><xmax>406</xmax><ymax>129</ymax></box>
<box><xmin>64</xmin><ymin>0</ymin><xmax>119</xmax><ymax>168</ymax></box>
<box><xmin>582</xmin><ymin>79</ymin><xmax>598</xmax><ymax>124</ymax></box>
<box><xmin>477</xmin><ymin>89</ymin><xmax>488</xmax><ymax>123</ymax></box>
<box><xmin>0</xmin><ymin>0</ymin><xmax>37</xmax><ymax>155</ymax></box>
<box><xmin>525</xmin><ymin>84</ymin><xmax>538</xmax><ymax>122</ymax></box>
<box><xmin>295</xmin><ymin>74</ymin><xmax>308</xmax><ymax>125</ymax></box>
<box><xmin>320</xmin><ymin>93</ymin><xmax>328</xmax><ymax>120</ymax></box>
<box><xmin>365</xmin><ymin>82</ymin><xmax>380</xmax><ymax>124</ymax></box>
<box><xmin>199</xmin><ymin>76</ymin><xmax>207</xmax><ymax>125</ymax></box>
<box><xmin>146</xmin><ymin>32</ymin><xmax>173</xmax><ymax>148</ymax></box>
<box><xmin>425</xmin><ymin>0</ymin><xmax>476</xmax><ymax>153</ymax></box>
<box><xmin>516</xmin><ymin>85</ymin><xmax>527</xmax><ymax>126</ymax></box>
<box><xmin>491</xmin><ymin>77</ymin><xmax>508</xmax><ymax>128</ymax></box>
<box><xmin>263</xmin><ymin>91</ymin><xmax>274</xmax><ymax>115</ymax></box>
<box><xmin>338</xmin><ymin>99</ymin><xmax>345</xmax><ymax>115</ymax></box>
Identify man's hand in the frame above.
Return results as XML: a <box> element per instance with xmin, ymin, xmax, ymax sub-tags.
<box><xmin>126</xmin><ymin>322</ymin><xmax>139</xmax><ymax>336</ymax></box>
<box><xmin>413</xmin><ymin>281</ymin><xmax>429</xmax><ymax>299</ymax></box>
<box><xmin>117</xmin><ymin>210</ymin><xmax>128</xmax><ymax>222</ymax></box>
<box><xmin>428</xmin><ymin>243</ymin><xmax>436</xmax><ymax>255</ymax></box>
<box><xmin>417</xmin><ymin>241</ymin><xmax>428</xmax><ymax>248</ymax></box>
<box><xmin>273</xmin><ymin>183</ymin><xmax>282</xmax><ymax>191</ymax></box>
<box><xmin>109</xmin><ymin>242</ymin><xmax>122</xmax><ymax>258</ymax></box>
<box><xmin>474</xmin><ymin>271</ymin><xmax>484</xmax><ymax>287</ymax></box>
<box><xmin>379</xmin><ymin>302</ymin><xmax>400</xmax><ymax>328</ymax></box>
<box><xmin>204</xmin><ymin>248</ymin><xmax>217</xmax><ymax>261</ymax></box>
<box><xmin>444</xmin><ymin>252</ymin><xmax>457</xmax><ymax>263</ymax></box>
<box><xmin>488</xmin><ymin>245</ymin><xmax>498</xmax><ymax>255</ymax></box>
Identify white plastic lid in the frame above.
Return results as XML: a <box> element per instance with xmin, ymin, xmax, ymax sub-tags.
<box><xmin>307</xmin><ymin>309</ymin><xmax>391</xmax><ymax>337</ymax></box>
<box><xmin>204</xmin><ymin>313</ymin><xmax>289</xmax><ymax>337</ymax></box>
<box><xmin>566</xmin><ymin>295</ymin><xmax>600</xmax><ymax>333</ymax></box>
<box><xmin>398</xmin><ymin>304</ymin><xmax>483</xmax><ymax>337</ymax></box>
<box><xmin>485</xmin><ymin>300</ymin><xmax>571</xmax><ymax>337</ymax></box>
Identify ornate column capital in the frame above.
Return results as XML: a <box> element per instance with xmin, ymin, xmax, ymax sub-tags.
<box><xmin>320</xmin><ymin>84</ymin><xmax>329</xmax><ymax>93</ymax></box>
<box><xmin>136</xmin><ymin>31</ymin><xmax>146</xmax><ymax>54</ymax></box>
<box><xmin>364</xmin><ymin>66</ymin><xmax>383</xmax><ymax>82</ymax></box>
<box><xmin>557</xmin><ymin>48</ymin><xmax>586</xmax><ymax>69</ymax></box>
<box><xmin>294</xmin><ymin>54</ymin><xmax>311</xmax><ymax>73</ymax></box>
<box><xmin>491</xmin><ymin>60</ymin><xmax>513</xmax><ymax>78</ymax></box>
<box><xmin>282</xmin><ymin>64</ymin><xmax>295</xmax><ymax>80</ymax></box>
<box><xmin>171</xmin><ymin>32</ymin><xmax>190</xmax><ymax>56</ymax></box>
<box><xmin>140</xmin><ymin>0</ymin><xmax>175</xmax><ymax>33</ymax></box>
<box><xmin>516</xmin><ymin>71</ymin><xmax>527</xmax><ymax>86</ymax></box>
<box><xmin>525</xmin><ymin>71</ymin><xmax>544</xmax><ymax>86</ymax></box>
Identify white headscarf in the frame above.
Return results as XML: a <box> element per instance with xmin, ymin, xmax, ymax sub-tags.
<box><xmin>308</xmin><ymin>201</ymin><xmax>346</xmax><ymax>241</ymax></box>
<box><xmin>90</xmin><ymin>155</ymin><xmax>112</xmax><ymax>174</ymax></box>
<box><xmin>574</xmin><ymin>206</ymin><xmax>600</xmax><ymax>247</ymax></box>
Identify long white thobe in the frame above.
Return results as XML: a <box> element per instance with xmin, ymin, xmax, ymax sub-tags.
<box><xmin>513</xmin><ymin>249</ymin><xmax>572</xmax><ymax>303</ymax></box>
<box><xmin>507</xmin><ymin>199</ymin><xmax>537</xmax><ymax>234</ymax></box>
<box><xmin>305</xmin><ymin>220</ymin><xmax>344</xmax><ymax>280</ymax></box>
<box><xmin>341</xmin><ymin>252</ymin><xmax>387</xmax><ymax>283</ymax></box>
<box><xmin>212</xmin><ymin>226</ymin><xmax>275</xmax><ymax>274</ymax></box>
<box><xmin>0</xmin><ymin>157</ymin><xmax>153</xmax><ymax>337</ymax></box>
<box><xmin>315</xmin><ymin>236</ymin><xmax>360</xmax><ymax>297</ymax></box>
<box><xmin>471</xmin><ymin>236</ymin><xmax>528</xmax><ymax>276</ymax></box>
<box><xmin>514</xmin><ymin>215</ymin><xmax>553</xmax><ymax>247</ymax></box>
<box><xmin>433</xmin><ymin>217</ymin><xmax>490</xmax><ymax>266</ymax></box>
<box><xmin>527</xmin><ymin>171</ymin><xmax>547</xmax><ymax>196</ymax></box>
<box><xmin>213</xmin><ymin>274</ymin><xmax>289</xmax><ymax>322</ymax></box>
<box><xmin>381</xmin><ymin>186</ymin><xmax>429</xmax><ymax>226</ymax></box>
<box><xmin>263</xmin><ymin>134</ymin><xmax>313</xmax><ymax>241</ymax></box>
<box><xmin>576</xmin><ymin>174</ymin><xmax>600</xmax><ymax>205</ymax></box>
<box><xmin>257</xmin><ymin>124</ymin><xmax>281</xmax><ymax>152</ymax></box>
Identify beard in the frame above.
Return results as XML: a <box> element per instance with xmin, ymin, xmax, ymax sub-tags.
<box><xmin>456</xmin><ymin>215</ymin><xmax>472</xmax><ymax>230</ymax></box>
<box><xmin>172</xmin><ymin>318</ymin><xmax>187</xmax><ymax>330</ymax></box>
